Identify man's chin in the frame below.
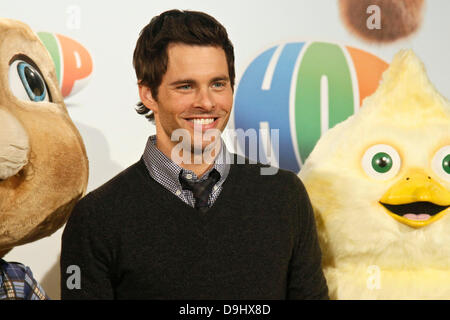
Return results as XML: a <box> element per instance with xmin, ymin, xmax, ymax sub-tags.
<box><xmin>186</xmin><ymin>128</ymin><xmax>222</xmax><ymax>151</ymax></box>
<box><xmin>183</xmin><ymin>138</ymin><xmax>219</xmax><ymax>164</ymax></box>
<box><xmin>191</xmin><ymin>139</ymin><xmax>221</xmax><ymax>155</ymax></box>
<box><xmin>169</xmin><ymin>127</ymin><xmax>222</xmax><ymax>164</ymax></box>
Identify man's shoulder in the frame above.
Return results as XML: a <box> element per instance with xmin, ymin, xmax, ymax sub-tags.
<box><xmin>230</xmin><ymin>154</ymin><xmax>300</xmax><ymax>183</ymax></box>
<box><xmin>79</xmin><ymin>159</ymin><xmax>148</xmax><ymax>207</ymax></box>
<box><xmin>227</xmin><ymin>154</ymin><xmax>306</xmax><ymax>201</ymax></box>
<box><xmin>226</xmin><ymin>155</ymin><xmax>309</xmax><ymax>217</ymax></box>
<box><xmin>66</xmin><ymin>159</ymin><xmax>151</xmax><ymax>227</ymax></box>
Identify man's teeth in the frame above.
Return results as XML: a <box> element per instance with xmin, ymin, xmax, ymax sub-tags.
<box><xmin>190</xmin><ymin>118</ymin><xmax>215</xmax><ymax>125</ymax></box>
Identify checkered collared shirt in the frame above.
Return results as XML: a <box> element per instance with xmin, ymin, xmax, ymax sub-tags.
<box><xmin>142</xmin><ymin>135</ymin><xmax>231</xmax><ymax>208</ymax></box>
<box><xmin>0</xmin><ymin>259</ymin><xmax>48</xmax><ymax>300</ymax></box>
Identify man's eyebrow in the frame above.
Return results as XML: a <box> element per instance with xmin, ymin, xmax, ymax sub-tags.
<box><xmin>169</xmin><ymin>79</ymin><xmax>196</xmax><ymax>86</ymax></box>
<box><xmin>211</xmin><ymin>76</ymin><xmax>230</xmax><ymax>82</ymax></box>
<box><xmin>169</xmin><ymin>76</ymin><xmax>230</xmax><ymax>86</ymax></box>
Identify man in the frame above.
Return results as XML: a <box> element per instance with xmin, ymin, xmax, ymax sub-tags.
<box><xmin>60</xmin><ymin>9</ymin><xmax>328</xmax><ymax>299</ymax></box>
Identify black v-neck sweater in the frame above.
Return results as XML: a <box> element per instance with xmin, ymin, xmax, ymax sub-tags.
<box><xmin>61</xmin><ymin>157</ymin><xmax>328</xmax><ymax>299</ymax></box>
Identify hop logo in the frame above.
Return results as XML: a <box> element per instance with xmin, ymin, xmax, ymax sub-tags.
<box><xmin>233</xmin><ymin>41</ymin><xmax>388</xmax><ymax>173</ymax></box>
<box><xmin>38</xmin><ymin>32</ymin><xmax>93</xmax><ymax>98</ymax></box>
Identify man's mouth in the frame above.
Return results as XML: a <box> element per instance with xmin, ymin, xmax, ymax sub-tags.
<box><xmin>380</xmin><ymin>202</ymin><xmax>450</xmax><ymax>221</ymax></box>
<box><xmin>184</xmin><ymin>117</ymin><xmax>220</xmax><ymax>131</ymax></box>
<box><xmin>187</xmin><ymin>118</ymin><xmax>217</xmax><ymax>125</ymax></box>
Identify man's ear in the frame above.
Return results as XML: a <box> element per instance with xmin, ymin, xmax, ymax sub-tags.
<box><xmin>138</xmin><ymin>85</ymin><xmax>158</xmax><ymax>113</ymax></box>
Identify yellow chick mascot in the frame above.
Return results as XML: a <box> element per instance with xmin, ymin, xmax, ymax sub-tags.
<box><xmin>299</xmin><ymin>50</ymin><xmax>450</xmax><ymax>299</ymax></box>
<box><xmin>0</xmin><ymin>19</ymin><xmax>88</xmax><ymax>299</ymax></box>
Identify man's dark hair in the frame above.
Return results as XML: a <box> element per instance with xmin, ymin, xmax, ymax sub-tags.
<box><xmin>133</xmin><ymin>9</ymin><xmax>235</xmax><ymax>122</ymax></box>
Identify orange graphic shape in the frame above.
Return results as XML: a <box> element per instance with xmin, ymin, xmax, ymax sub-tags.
<box><xmin>57</xmin><ymin>34</ymin><xmax>93</xmax><ymax>97</ymax></box>
<box><xmin>347</xmin><ymin>46</ymin><xmax>388</xmax><ymax>107</ymax></box>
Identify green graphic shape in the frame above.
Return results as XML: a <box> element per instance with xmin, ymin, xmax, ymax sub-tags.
<box><xmin>37</xmin><ymin>32</ymin><xmax>61</xmax><ymax>84</ymax></box>
<box><xmin>294</xmin><ymin>42</ymin><xmax>354</xmax><ymax>162</ymax></box>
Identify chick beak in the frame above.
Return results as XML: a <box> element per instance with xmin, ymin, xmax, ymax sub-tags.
<box><xmin>379</xmin><ymin>169</ymin><xmax>450</xmax><ymax>228</ymax></box>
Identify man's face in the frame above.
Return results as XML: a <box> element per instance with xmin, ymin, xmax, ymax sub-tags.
<box><xmin>146</xmin><ymin>43</ymin><xmax>233</xmax><ymax>154</ymax></box>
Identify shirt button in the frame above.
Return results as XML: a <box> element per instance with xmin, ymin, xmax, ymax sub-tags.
<box><xmin>175</xmin><ymin>190</ymin><xmax>181</xmax><ymax>196</ymax></box>
<box><xmin>186</xmin><ymin>174</ymin><xmax>192</xmax><ymax>180</ymax></box>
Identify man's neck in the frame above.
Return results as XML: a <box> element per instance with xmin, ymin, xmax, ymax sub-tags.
<box><xmin>181</xmin><ymin>160</ymin><xmax>215</xmax><ymax>178</ymax></box>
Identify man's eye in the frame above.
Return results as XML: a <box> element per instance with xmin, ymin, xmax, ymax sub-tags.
<box><xmin>177</xmin><ymin>84</ymin><xmax>191</xmax><ymax>90</ymax></box>
<box><xmin>212</xmin><ymin>82</ymin><xmax>225</xmax><ymax>88</ymax></box>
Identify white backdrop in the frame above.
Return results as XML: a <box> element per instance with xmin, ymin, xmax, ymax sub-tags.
<box><xmin>2</xmin><ymin>0</ymin><xmax>450</xmax><ymax>299</ymax></box>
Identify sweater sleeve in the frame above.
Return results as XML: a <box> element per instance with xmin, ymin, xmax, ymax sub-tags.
<box><xmin>287</xmin><ymin>175</ymin><xmax>329</xmax><ymax>300</ymax></box>
<box><xmin>60</xmin><ymin>195</ymin><xmax>115</xmax><ymax>299</ymax></box>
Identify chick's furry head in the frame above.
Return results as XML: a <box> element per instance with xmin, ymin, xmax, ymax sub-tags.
<box><xmin>299</xmin><ymin>50</ymin><xmax>450</xmax><ymax>269</ymax></box>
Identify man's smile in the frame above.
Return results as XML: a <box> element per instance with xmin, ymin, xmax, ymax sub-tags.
<box><xmin>183</xmin><ymin>116</ymin><xmax>221</xmax><ymax>131</ymax></box>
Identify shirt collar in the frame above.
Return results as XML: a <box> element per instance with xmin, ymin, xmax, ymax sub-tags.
<box><xmin>142</xmin><ymin>134</ymin><xmax>230</xmax><ymax>191</ymax></box>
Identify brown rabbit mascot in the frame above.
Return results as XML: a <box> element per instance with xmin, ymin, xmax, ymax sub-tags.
<box><xmin>0</xmin><ymin>18</ymin><xmax>88</xmax><ymax>299</ymax></box>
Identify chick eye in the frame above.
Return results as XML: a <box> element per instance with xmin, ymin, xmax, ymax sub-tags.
<box><xmin>8</xmin><ymin>59</ymin><xmax>50</xmax><ymax>102</ymax></box>
<box><xmin>372</xmin><ymin>152</ymin><xmax>393</xmax><ymax>173</ymax></box>
<box><xmin>444</xmin><ymin>155</ymin><xmax>450</xmax><ymax>174</ymax></box>
<box><xmin>432</xmin><ymin>146</ymin><xmax>450</xmax><ymax>182</ymax></box>
<box><xmin>362</xmin><ymin>144</ymin><xmax>401</xmax><ymax>180</ymax></box>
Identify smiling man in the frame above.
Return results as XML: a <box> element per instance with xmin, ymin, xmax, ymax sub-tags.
<box><xmin>139</xmin><ymin>43</ymin><xmax>232</xmax><ymax>174</ymax></box>
<box><xmin>60</xmin><ymin>9</ymin><xmax>328</xmax><ymax>300</ymax></box>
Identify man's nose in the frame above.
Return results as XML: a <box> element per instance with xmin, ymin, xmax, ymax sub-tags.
<box><xmin>194</xmin><ymin>87</ymin><xmax>215</xmax><ymax>110</ymax></box>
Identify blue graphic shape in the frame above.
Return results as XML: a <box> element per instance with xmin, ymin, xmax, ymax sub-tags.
<box><xmin>234</xmin><ymin>43</ymin><xmax>304</xmax><ymax>172</ymax></box>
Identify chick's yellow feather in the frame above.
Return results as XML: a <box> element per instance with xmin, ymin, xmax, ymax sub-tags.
<box><xmin>299</xmin><ymin>50</ymin><xmax>450</xmax><ymax>299</ymax></box>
